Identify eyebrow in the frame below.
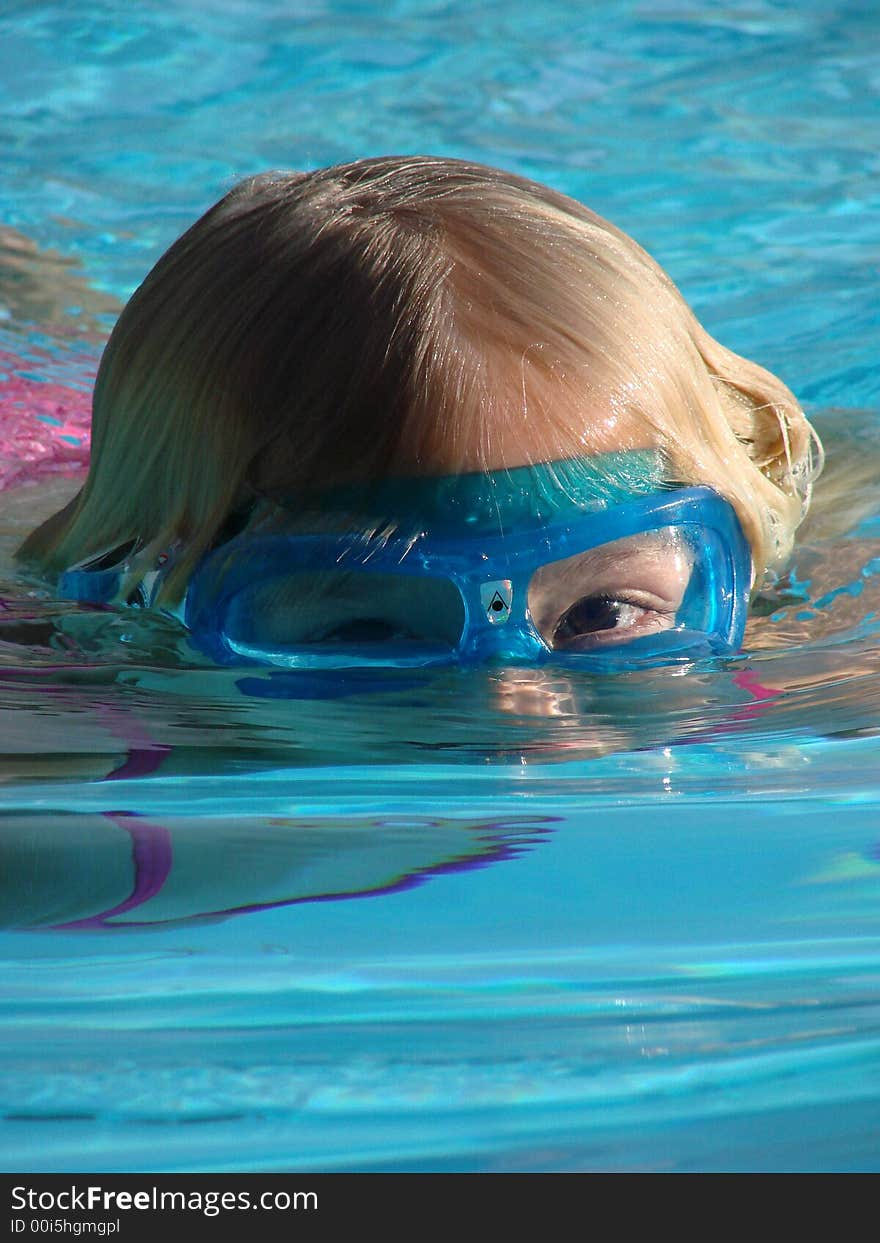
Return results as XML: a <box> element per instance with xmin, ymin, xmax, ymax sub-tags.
<box><xmin>542</xmin><ymin>530</ymin><xmax>686</xmax><ymax>589</ymax></box>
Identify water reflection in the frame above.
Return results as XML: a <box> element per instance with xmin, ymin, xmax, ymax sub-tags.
<box><xmin>0</xmin><ymin>810</ymin><xmax>553</xmax><ymax>931</ymax></box>
<box><xmin>1</xmin><ymin>586</ymin><xmax>880</xmax><ymax>783</ymax></box>
<box><xmin>0</xmin><ymin>226</ymin><xmax>120</xmax><ymax>338</ymax></box>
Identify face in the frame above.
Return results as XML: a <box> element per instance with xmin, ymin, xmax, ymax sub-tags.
<box><xmin>198</xmin><ymin>443</ymin><xmax>754</xmax><ymax>674</ymax></box>
<box><xmin>181</xmin><ymin>397</ymin><xmax>751</xmax><ymax>669</ymax></box>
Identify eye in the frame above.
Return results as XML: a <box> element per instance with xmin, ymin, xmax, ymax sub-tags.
<box><xmin>320</xmin><ymin>618</ymin><xmax>415</xmax><ymax>643</ymax></box>
<box><xmin>551</xmin><ymin>593</ymin><xmax>671</xmax><ymax>651</ymax></box>
<box><xmin>229</xmin><ymin>571</ymin><xmax>466</xmax><ymax>650</ymax></box>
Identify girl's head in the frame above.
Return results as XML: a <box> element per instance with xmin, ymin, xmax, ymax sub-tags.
<box><xmin>20</xmin><ymin>155</ymin><xmax>820</xmax><ymax>625</ymax></box>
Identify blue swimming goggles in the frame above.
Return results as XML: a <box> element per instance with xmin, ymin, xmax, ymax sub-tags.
<box><xmin>189</xmin><ymin>451</ymin><xmax>752</xmax><ymax>669</ymax></box>
<box><xmin>60</xmin><ymin>451</ymin><xmax>752</xmax><ymax>670</ymax></box>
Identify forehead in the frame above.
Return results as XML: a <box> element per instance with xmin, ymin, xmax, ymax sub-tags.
<box><xmin>415</xmin><ymin>404</ymin><xmax>659</xmax><ymax>475</ymax></box>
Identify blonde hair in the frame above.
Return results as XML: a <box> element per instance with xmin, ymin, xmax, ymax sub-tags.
<box><xmin>19</xmin><ymin>155</ymin><xmax>821</xmax><ymax>599</ymax></box>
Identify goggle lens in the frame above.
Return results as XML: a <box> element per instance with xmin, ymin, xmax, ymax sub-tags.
<box><xmin>222</xmin><ymin>569</ymin><xmax>466</xmax><ymax>665</ymax></box>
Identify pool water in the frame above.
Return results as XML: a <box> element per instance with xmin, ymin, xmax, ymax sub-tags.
<box><xmin>1</xmin><ymin>0</ymin><xmax>879</xmax><ymax>1172</ymax></box>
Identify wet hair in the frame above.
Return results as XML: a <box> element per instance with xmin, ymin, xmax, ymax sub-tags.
<box><xmin>19</xmin><ymin>154</ymin><xmax>822</xmax><ymax>599</ymax></box>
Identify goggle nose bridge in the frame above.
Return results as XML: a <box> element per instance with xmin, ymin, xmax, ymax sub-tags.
<box><xmin>479</xmin><ymin>578</ymin><xmax>514</xmax><ymax>625</ymax></box>
<box><xmin>457</xmin><ymin>570</ymin><xmax>549</xmax><ymax>661</ymax></box>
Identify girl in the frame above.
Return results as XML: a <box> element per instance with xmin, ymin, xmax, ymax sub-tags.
<box><xmin>17</xmin><ymin>155</ymin><xmax>822</xmax><ymax>670</ymax></box>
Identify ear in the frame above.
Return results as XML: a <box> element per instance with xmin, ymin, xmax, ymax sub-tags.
<box><xmin>714</xmin><ymin>378</ymin><xmax>793</xmax><ymax>474</ymax></box>
<box><xmin>699</xmin><ymin>326</ymin><xmax>816</xmax><ymax>494</ymax></box>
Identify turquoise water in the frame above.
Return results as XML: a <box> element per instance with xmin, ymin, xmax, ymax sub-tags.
<box><xmin>1</xmin><ymin>0</ymin><xmax>879</xmax><ymax>1172</ymax></box>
